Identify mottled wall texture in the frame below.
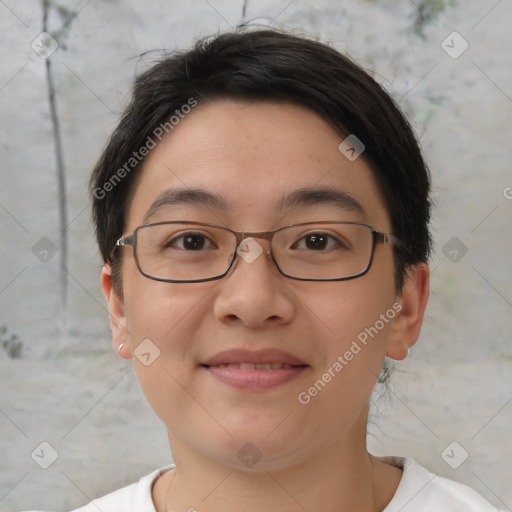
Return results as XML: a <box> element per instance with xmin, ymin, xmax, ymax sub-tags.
<box><xmin>1</xmin><ymin>1</ymin><xmax>511</xmax><ymax>510</ymax></box>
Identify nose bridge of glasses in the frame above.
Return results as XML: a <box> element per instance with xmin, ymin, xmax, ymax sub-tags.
<box><xmin>229</xmin><ymin>231</ymin><xmax>277</xmax><ymax>275</ymax></box>
<box><xmin>234</xmin><ymin>230</ymin><xmax>274</xmax><ymax>251</ymax></box>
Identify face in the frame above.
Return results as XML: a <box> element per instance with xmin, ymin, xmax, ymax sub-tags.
<box><xmin>103</xmin><ymin>99</ymin><xmax>427</xmax><ymax>471</ymax></box>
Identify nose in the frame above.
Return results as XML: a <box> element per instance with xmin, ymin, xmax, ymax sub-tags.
<box><xmin>213</xmin><ymin>237</ymin><xmax>295</xmax><ymax>328</ymax></box>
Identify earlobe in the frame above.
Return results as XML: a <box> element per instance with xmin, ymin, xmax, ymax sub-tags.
<box><xmin>101</xmin><ymin>264</ymin><xmax>132</xmax><ymax>359</ymax></box>
<box><xmin>386</xmin><ymin>263</ymin><xmax>430</xmax><ymax>360</ymax></box>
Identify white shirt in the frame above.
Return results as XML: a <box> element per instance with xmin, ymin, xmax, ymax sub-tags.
<box><xmin>25</xmin><ymin>457</ymin><xmax>501</xmax><ymax>511</ymax></box>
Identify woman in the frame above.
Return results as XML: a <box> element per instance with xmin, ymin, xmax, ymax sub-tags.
<box><xmin>30</xmin><ymin>28</ymin><xmax>499</xmax><ymax>511</ymax></box>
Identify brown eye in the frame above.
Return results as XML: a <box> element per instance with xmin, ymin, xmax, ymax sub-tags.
<box><xmin>182</xmin><ymin>234</ymin><xmax>206</xmax><ymax>250</ymax></box>
<box><xmin>164</xmin><ymin>232</ymin><xmax>214</xmax><ymax>250</ymax></box>
<box><xmin>293</xmin><ymin>232</ymin><xmax>343</xmax><ymax>251</ymax></box>
<box><xmin>304</xmin><ymin>234</ymin><xmax>328</xmax><ymax>250</ymax></box>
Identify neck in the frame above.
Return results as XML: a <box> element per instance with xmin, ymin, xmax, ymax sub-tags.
<box><xmin>153</xmin><ymin>434</ymin><xmax>396</xmax><ymax>512</ymax></box>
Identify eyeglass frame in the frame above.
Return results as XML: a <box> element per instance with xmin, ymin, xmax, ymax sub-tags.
<box><xmin>114</xmin><ymin>220</ymin><xmax>401</xmax><ymax>283</ymax></box>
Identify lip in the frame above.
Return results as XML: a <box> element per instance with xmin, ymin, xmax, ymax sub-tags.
<box><xmin>202</xmin><ymin>348</ymin><xmax>306</xmax><ymax>367</ymax></box>
<box><xmin>201</xmin><ymin>349</ymin><xmax>309</xmax><ymax>390</ymax></box>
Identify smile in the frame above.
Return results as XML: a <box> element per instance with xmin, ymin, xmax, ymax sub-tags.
<box><xmin>200</xmin><ymin>349</ymin><xmax>309</xmax><ymax>390</ymax></box>
<box><xmin>207</xmin><ymin>363</ymin><xmax>296</xmax><ymax>370</ymax></box>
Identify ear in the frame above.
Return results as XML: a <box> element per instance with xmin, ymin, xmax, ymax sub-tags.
<box><xmin>101</xmin><ymin>264</ymin><xmax>132</xmax><ymax>359</ymax></box>
<box><xmin>386</xmin><ymin>263</ymin><xmax>430</xmax><ymax>360</ymax></box>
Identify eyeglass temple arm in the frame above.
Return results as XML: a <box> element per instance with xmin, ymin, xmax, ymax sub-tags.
<box><xmin>116</xmin><ymin>234</ymin><xmax>136</xmax><ymax>247</ymax></box>
<box><xmin>376</xmin><ymin>231</ymin><xmax>401</xmax><ymax>247</ymax></box>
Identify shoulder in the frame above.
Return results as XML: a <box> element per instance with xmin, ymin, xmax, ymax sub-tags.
<box><xmin>72</xmin><ymin>466</ymin><xmax>172</xmax><ymax>512</ymax></box>
<box><xmin>22</xmin><ymin>466</ymin><xmax>172</xmax><ymax>512</ymax></box>
<box><xmin>381</xmin><ymin>456</ymin><xmax>502</xmax><ymax>511</ymax></box>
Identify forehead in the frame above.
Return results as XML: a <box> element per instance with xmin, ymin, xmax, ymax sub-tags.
<box><xmin>126</xmin><ymin>99</ymin><xmax>390</xmax><ymax>230</ymax></box>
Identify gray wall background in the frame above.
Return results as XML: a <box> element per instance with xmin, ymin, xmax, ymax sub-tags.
<box><xmin>1</xmin><ymin>0</ymin><xmax>511</xmax><ymax>510</ymax></box>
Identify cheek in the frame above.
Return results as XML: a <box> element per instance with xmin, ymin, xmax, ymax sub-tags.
<box><xmin>297</xmin><ymin>272</ymin><xmax>397</xmax><ymax>398</ymax></box>
<box><xmin>122</xmin><ymin>275</ymin><xmax>217</xmax><ymax>417</ymax></box>
<box><xmin>303</xmin><ymin>272</ymin><xmax>396</xmax><ymax>350</ymax></box>
<box><xmin>293</xmin><ymin>289</ymin><xmax>396</xmax><ymax>443</ymax></box>
<box><xmin>123</xmin><ymin>270</ymin><xmax>206</xmax><ymax>345</ymax></box>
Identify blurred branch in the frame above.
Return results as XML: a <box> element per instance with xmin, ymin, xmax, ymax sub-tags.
<box><xmin>43</xmin><ymin>0</ymin><xmax>68</xmax><ymax>319</ymax></box>
<box><xmin>412</xmin><ymin>0</ymin><xmax>457</xmax><ymax>38</ymax></box>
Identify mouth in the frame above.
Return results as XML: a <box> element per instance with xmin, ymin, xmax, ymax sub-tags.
<box><xmin>200</xmin><ymin>349</ymin><xmax>309</xmax><ymax>390</ymax></box>
<box><xmin>207</xmin><ymin>362</ymin><xmax>297</xmax><ymax>370</ymax></box>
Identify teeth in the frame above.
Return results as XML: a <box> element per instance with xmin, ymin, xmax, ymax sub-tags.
<box><xmin>212</xmin><ymin>363</ymin><xmax>293</xmax><ymax>370</ymax></box>
<box><xmin>270</xmin><ymin>363</ymin><xmax>288</xmax><ymax>370</ymax></box>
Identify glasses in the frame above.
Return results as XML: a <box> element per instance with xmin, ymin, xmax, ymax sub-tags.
<box><xmin>115</xmin><ymin>221</ymin><xmax>400</xmax><ymax>283</ymax></box>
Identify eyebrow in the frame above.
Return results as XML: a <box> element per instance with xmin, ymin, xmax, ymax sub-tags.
<box><xmin>276</xmin><ymin>186</ymin><xmax>366</xmax><ymax>217</ymax></box>
<box><xmin>143</xmin><ymin>188</ymin><xmax>229</xmax><ymax>223</ymax></box>
<box><xmin>142</xmin><ymin>185</ymin><xmax>366</xmax><ymax>224</ymax></box>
